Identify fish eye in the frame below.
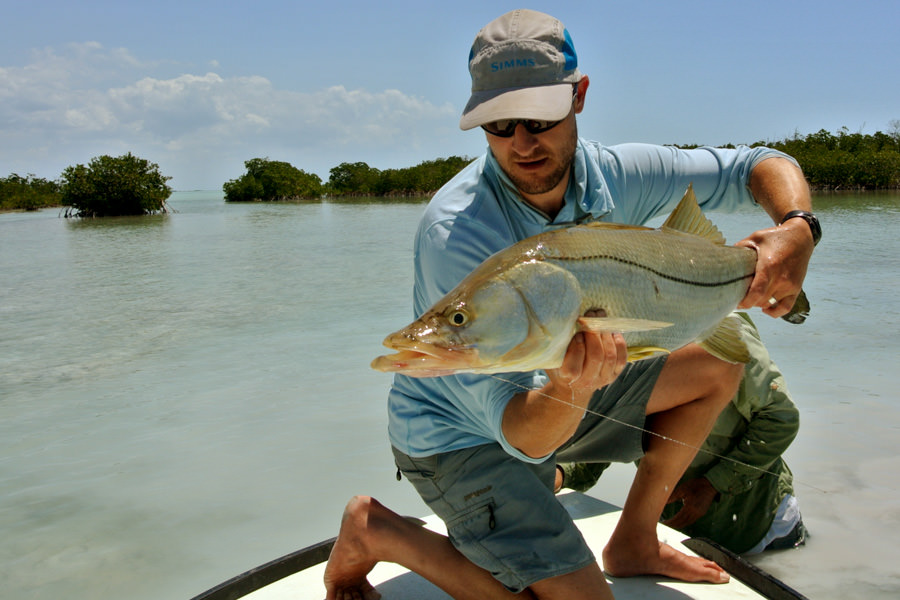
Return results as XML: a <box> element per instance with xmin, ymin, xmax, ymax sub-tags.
<box><xmin>447</xmin><ymin>309</ymin><xmax>469</xmax><ymax>327</ymax></box>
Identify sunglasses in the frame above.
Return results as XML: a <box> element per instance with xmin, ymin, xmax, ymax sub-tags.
<box><xmin>481</xmin><ymin>117</ymin><xmax>565</xmax><ymax>137</ymax></box>
<box><xmin>481</xmin><ymin>85</ymin><xmax>578</xmax><ymax>138</ymax></box>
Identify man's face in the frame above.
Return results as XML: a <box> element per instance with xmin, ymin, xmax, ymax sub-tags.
<box><xmin>483</xmin><ymin>84</ymin><xmax>585</xmax><ymax>201</ymax></box>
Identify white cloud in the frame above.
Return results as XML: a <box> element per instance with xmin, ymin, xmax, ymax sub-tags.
<box><xmin>0</xmin><ymin>43</ymin><xmax>464</xmax><ymax>189</ymax></box>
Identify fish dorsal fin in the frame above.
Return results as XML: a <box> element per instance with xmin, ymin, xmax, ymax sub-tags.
<box><xmin>660</xmin><ymin>184</ymin><xmax>727</xmax><ymax>245</ymax></box>
<box><xmin>696</xmin><ymin>314</ymin><xmax>751</xmax><ymax>364</ymax></box>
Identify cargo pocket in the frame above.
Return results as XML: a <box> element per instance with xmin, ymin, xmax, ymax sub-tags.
<box><xmin>446</xmin><ymin>498</ymin><xmax>507</xmax><ymax>578</ymax></box>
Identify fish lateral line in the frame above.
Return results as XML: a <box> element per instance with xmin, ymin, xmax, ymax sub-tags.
<box><xmin>548</xmin><ymin>252</ymin><xmax>756</xmax><ymax>289</ymax></box>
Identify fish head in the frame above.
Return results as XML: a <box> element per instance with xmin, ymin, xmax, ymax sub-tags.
<box><xmin>371</xmin><ymin>259</ymin><xmax>582</xmax><ymax>376</ymax></box>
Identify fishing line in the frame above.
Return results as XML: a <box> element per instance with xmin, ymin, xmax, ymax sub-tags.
<box><xmin>488</xmin><ymin>373</ymin><xmax>830</xmax><ymax>495</ymax></box>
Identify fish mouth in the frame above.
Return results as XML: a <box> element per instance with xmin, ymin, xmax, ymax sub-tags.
<box><xmin>370</xmin><ymin>341</ymin><xmax>477</xmax><ymax>377</ymax></box>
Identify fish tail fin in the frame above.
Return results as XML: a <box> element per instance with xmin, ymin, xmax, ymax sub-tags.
<box><xmin>781</xmin><ymin>289</ymin><xmax>810</xmax><ymax>324</ymax></box>
<box><xmin>697</xmin><ymin>314</ymin><xmax>752</xmax><ymax>364</ymax></box>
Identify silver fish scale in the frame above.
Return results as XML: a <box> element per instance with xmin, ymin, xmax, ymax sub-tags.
<box><xmin>534</xmin><ymin>226</ymin><xmax>757</xmax><ymax>351</ymax></box>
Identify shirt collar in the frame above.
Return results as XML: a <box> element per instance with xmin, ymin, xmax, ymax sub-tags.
<box><xmin>484</xmin><ymin>138</ymin><xmax>614</xmax><ymax>229</ymax></box>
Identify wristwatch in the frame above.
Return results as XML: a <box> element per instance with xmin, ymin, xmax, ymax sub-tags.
<box><xmin>780</xmin><ymin>210</ymin><xmax>821</xmax><ymax>246</ymax></box>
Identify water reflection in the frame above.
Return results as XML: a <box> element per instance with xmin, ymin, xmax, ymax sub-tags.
<box><xmin>64</xmin><ymin>213</ymin><xmax>172</xmax><ymax>229</ymax></box>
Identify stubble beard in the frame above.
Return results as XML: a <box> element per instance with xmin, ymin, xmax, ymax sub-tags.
<box><xmin>505</xmin><ymin>124</ymin><xmax>578</xmax><ymax>196</ymax></box>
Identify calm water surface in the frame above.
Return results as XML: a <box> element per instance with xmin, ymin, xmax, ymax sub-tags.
<box><xmin>1</xmin><ymin>191</ymin><xmax>898</xmax><ymax>599</ymax></box>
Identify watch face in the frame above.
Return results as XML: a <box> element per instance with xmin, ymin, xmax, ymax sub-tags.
<box><xmin>809</xmin><ymin>215</ymin><xmax>821</xmax><ymax>245</ymax></box>
<box><xmin>803</xmin><ymin>213</ymin><xmax>822</xmax><ymax>245</ymax></box>
<box><xmin>782</xmin><ymin>211</ymin><xmax>821</xmax><ymax>245</ymax></box>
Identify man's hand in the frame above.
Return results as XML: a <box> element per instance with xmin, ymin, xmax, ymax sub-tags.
<box><xmin>740</xmin><ymin>156</ymin><xmax>815</xmax><ymax>319</ymax></box>
<box><xmin>662</xmin><ymin>477</ymin><xmax>719</xmax><ymax>530</ymax></box>
<box><xmin>736</xmin><ymin>218</ymin><xmax>813</xmax><ymax>319</ymax></box>
<box><xmin>502</xmin><ymin>317</ymin><xmax>626</xmax><ymax>459</ymax></box>
<box><xmin>545</xmin><ymin>328</ymin><xmax>627</xmax><ymax>397</ymax></box>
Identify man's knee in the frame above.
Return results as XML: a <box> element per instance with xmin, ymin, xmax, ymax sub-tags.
<box><xmin>716</xmin><ymin>357</ymin><xmax>745</xmax><ymax>396</ymax></box>
<box><xmin>696</xmin><ymin>352</ymin><xmax>745</xmax><ymax>415</ymax></box>
<box><xmin>649</xmin><ymin>346</ymin><xmax>744</xmax><ymax>414</ymax></box>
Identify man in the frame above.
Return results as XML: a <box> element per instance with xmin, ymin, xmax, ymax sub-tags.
<box><xmin>325</xmin><ymin>9</ymin><xmax>817</xmax><ymax>600</ymax></box>
<box><xmin>557</xmin><ymin>314</ymin><xmax>808</xmax><ymax>555</ymax></box>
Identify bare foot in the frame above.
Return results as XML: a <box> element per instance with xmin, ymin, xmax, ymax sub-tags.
<box><xmin>324</xmin><ymin>496</ymin><xmax>383</xmax><ymax>600</ymax></box>
<box><xmin>602</xmin><ymin>536</ymin><xmax>729</xmax><ymax>584</ymax></box>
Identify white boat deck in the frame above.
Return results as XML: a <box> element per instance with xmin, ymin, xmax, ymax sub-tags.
<box><xmin>243</xmin><ymin>491</ymin><xmax>770</xmax><ymax>599</ymax></box>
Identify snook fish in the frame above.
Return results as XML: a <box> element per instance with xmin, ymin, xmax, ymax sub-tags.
<box><xmin>372</xmin><ymin>186</ymin><xmax>784</xmax><ymax>377</ymax></box>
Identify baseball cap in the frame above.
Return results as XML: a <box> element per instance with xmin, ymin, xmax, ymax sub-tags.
<box><xmin>460</xmin><ymin>9</ymin><xmax>581</xmax><ymax>131</ymax></box>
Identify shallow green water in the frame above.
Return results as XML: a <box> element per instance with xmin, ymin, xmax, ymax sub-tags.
<box><xmin>1</xmin><ymin>191</ymin><xmax>897</xmax><ymax>599</ymax></box>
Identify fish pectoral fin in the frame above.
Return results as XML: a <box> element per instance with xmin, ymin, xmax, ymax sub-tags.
<box><xmin>696</xmin><ymin>314</ymin><xmax>751</xmax><ymax>364</ymax></box>
<box><xmin>627</xmin><ymin>346</ymin><xmax>671</xmax><ymax>361</ymax></box>
<box><xmin>577</xmin><ymin>316</ymin><xmax>673</xmax><ymax>333</ymax></box>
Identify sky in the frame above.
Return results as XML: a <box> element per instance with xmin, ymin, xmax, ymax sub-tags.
<box><xmin>1</xmin><ymin>1</ymin><xmax>897</xmax><ymax>191</ymax></box>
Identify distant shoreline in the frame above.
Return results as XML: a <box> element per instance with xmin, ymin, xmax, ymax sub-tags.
<box><xmin>4</xmin><ymin>187</ymin><xmax>898</xmax><ymax>217</ymax></box>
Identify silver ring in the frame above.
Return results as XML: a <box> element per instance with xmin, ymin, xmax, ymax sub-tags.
<box><xmin>768</xmin><ymin>296</ymin><xmax>778</xmax><ymax>306</ymax></box>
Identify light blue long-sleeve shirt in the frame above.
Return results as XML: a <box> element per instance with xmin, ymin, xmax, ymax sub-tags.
<box><xmin>387</xmin><ymin>139</ymin><xmax>796</xmax><ymax>463</ymax></box>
